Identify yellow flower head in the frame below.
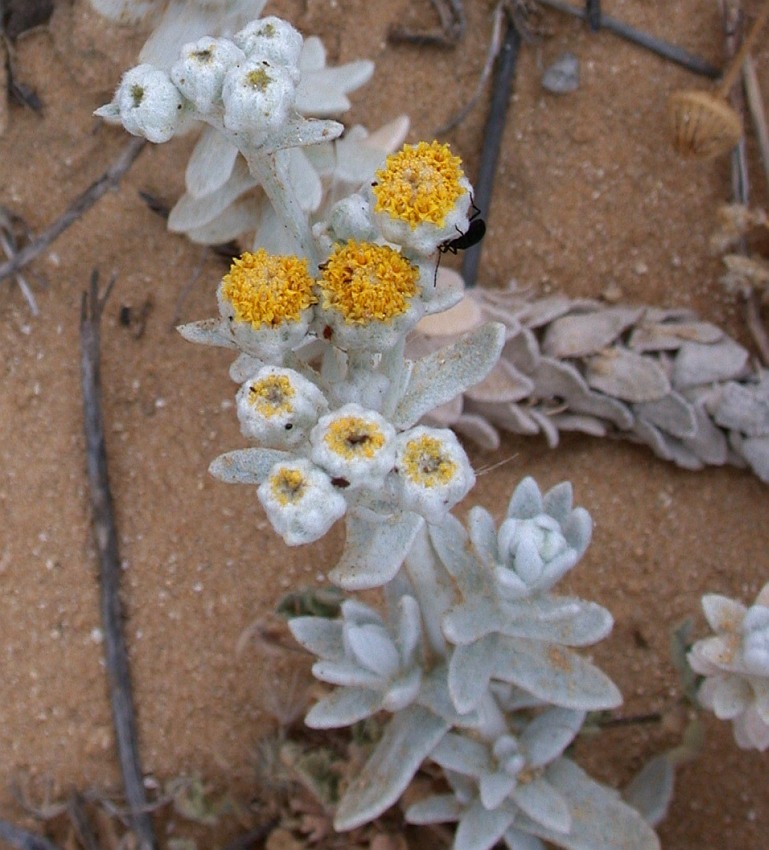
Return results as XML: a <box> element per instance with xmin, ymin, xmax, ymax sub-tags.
<box><xmin>318</xmin><ymin>241</ymin><xmax>420</xmax><ymax>325</ymax></box>
<box><xmin>248</xmin><ymin>373</ymin><xmax>295</xmax><ymax>418</ymax></box>
<box><xmin>372</xmin><ymin>141</ymin><xmax>467</xmax><ymax>229</ymax></box>
<box><xmin>269</xmin><ymin>466</ymin><xmax>307</xmax><ymax>506</ymax></box>
<box><xmin>324</xmin><ymin>415</ymin><xmax>387</xmax><ymax>460</ymax></box>
<box><xmin>401</xmin><ymin>433</ymin><xmax>458</xmax><ymax>488</ymax></box>
<box><xmin>220</xmin><ymin>249</ymin><xmax>315</xmax><ymax>329</ymax></box>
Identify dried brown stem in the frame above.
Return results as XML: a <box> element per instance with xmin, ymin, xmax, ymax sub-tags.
<box><xmin>79</xmin><ymin>270</ymin><xmax>157</xmax><ymax>850</ymax></box>
<box><xmin>0</xmin><ymin>136</ymin><xmax>146</xmax><ymax>284</ymax></box>
<box><xmin>0</xmin><ymin>818</ymin><xmax>62</xmax><ymax>850</ymax></box>
<box><xmin>724</xmin><ymin>1</ymin><xmax>769</xmax><ymax>364</ymax></box>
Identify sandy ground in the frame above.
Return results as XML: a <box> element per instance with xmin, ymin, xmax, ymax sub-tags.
<box><xmin>0</xmin><ymin>0</ymin><xmax>768</xmax><ymax>847</ymax></box>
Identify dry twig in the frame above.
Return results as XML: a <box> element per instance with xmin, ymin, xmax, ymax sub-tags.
<box><xmin>80</xmin><ymin>270</ymin><xmax>158</xmax><ymax>850</ymax></box>
<box><xmin>0</xmin><ymin>818</ymin><xmax>62</xmax><ymax>850</ymax></box>
<box><xmin>723</xmin><ymin>0</ymin><xmax>769</xmax><ymax>363</ymax></box>
<box><xmin>388</xmin><ymin>0</ymin><xmax>466</xmax><ymax>46</ymax></box>
<box><xmin>0</xmin><ymin>136</ymin><xmax>146</xmax><ymax>285</ymax></box>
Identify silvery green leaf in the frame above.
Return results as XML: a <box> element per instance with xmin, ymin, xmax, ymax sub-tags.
<box><xmin>701</xmin><ymin>594</ymin><xmax>746</xmax><ymax>631</ymax></box>
<box><xmin>187</xmin><ymin>195</ymin><xmax>262</xmax><ymax>244</ymax></box>
<box><xmin>562</xmin><ymin>507</ymin><xmax>592</xmax><ymax>557</ymax></box>
<box><xmin>382</xmin><ymin>667</ymin><xmax>422</xmax><ymax>711</ymax></box>
<box><xmin>391</xmin><ymin>323</ymin><xmax>506</xmax><ymax>429</ymax></box>
<box><xmin>287</xmin><ymin>616</ymin><xmax>344</xmax><ymax>660</ymax></box>
<box><xmin>397</xmin><ymin>595</ymin><xmax>422</xmax><ymax>663</ymax></box>
<box><xmin>428</xmin><ymin>514</ymin><xmax>473</xmax><ymax>580</ymax></box>
<box><xmin>185</xmin><ymin>127</ymin><xmax>239</xmax><ymax>198</ymax></box>
<box><xmin>406</xmin><ymin>793</ymin><xmax>463</xmax><ymax>824</ymax></box>
<box><xmin>229</xmin><ymin>352</ymin><xmax>265</xmax><ymax>382</ymax></box>
<box><xmin>329</xmin><ymin>509</ymin><xmax>423</xmax><ymax>590</ymax></box>
<box><xmin>449</xmin><ymin>636</ymin><xmax>499</xmax><ymax>713</ymax></box>
<box><xmin>270</xmin><ymin>117</ymin><xmax>345</xmax><ymax>151</ymax></box>
<box><xmin>502</xmin><ymin>827</ymin><xmax>546</xmax><ymax>850</ymax></box>
<box><xmin>499</xmin><ymin>598</ymin><xmax>613</xmax><ymax>647</ymax></box>
<box><xmin>542</xmin><ymin>482</ymin><xmax>574</xmax><ymax>525</ymax></box>
<box><xmin>209</xmin><ymin>448</ymin><xmax>290</xmax><ymax>484</ymax></box>
<box><xmin>170</xmin><ymin>157</ymin><xmax>258</xmax><ymax>231</ymax></box>
<box><xmin>480</xmin><ymin>772</ymin><xmax>517</xmax><ymax>810</ymax></box>
<box><xmin>346</xmin><ymin>625</ymin><xmax>399</xmax><ymax>677</ymax></box>
<box><xmin>520</xmin><ymin>707</ymin><xmax>586</xmax><ymax>767</ymax></box>
<box><xmin>334</xmin><ymin>705</ymin><xmax>449</xmax><ymax>831</ymax></box>
<box><xmin>494</xmin><ymin>638</ymin><xmax>622</xmax><ymax>710</ymax></box>
<box><xmin>312</xmin><ymin>659</ymin><xmax>383</xmax><ymax>689</ymax></box>
<box><xmin>454</xmin><ymin>798</ymin><xmax>517</xmax><ymax>850</ymax></box>
<box><xmin>177</xmin><ymin>318</ymin><xmax>238</xmax><ymax>349</ymax></box>
<box><xmin>507</xmin><ymin>477</ymin><xmax>544</xmax><ymax>520</ymax></box>
<box><xmin>519</xmin><ymin>759</ymin><xmax>661</xmax><ymax>850</ymax></box>
<box><xmin>468</xmin><ymin>506</ymin><xmax>500</xmax><ymax>565</ymax></box>
<box><xmin>430</xmin><ymin>732</ymin><xmax>491</xmax><ymax>776</ymax></box>
<box><xmin>418</xmin><ymin>665</ymin><xmax>479</xmax><ymax>726</ymax></box>
<box><xmin>443</xmin><ymin>599</ymin><xmax>507</xmax><ymax>644</ymax></box>
<box><xmin>403</xmin><ymin>526</ymin><xmax>454</xmax><ymax>657</ymax></box>
<box><xmin>511</xmin><ymin>776</ymin><xmax>571</xmax><ymax>833</ymax></box>
<box><xmin>622</xmin><ymin>754</ymin><xmax>675</xmax><ymax>827</ymax></box>
<box><xmin>305</xmin><ymin>687</ymin><xmax>382</xmax><ymax>729</ymax></box>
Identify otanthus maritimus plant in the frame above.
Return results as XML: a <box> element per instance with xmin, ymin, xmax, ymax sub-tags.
<box><xmin>99</xmin><ymin>13</ymin><xmax>660</xmax><ymax>850</ymax></box>
<box><xmin>688</xmin><ymin>583</ymin><xmax>769</xmax><ymax>751</ymax></box>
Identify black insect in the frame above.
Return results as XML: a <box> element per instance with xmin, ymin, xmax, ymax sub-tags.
<box><xmin>433</xmin><ymin>202</ymin><xmax>486</xmax><ymax>285</ymax></box>
<box><xmin>438</xmin><ymin>205</ymin><xmax>486</xmax><ymax>255</ymax></box>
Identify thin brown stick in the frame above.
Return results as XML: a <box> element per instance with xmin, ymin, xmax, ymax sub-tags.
<box><xmin>80</xmin><ymin>270</ymin><xmax>158</xmax><ymax>850</ymax></box>
<box><xmin>0</xmin><ymin>818</ymin><xmax>62</xmax><ymax>850</ymax></box>
<box><xmin>724</xmin><ymin>1</ymin><xmax>769</xmax><ymax>363</ymax></box>
<box><xmin>66</xmin><ymin>793</ymin><xmax>100</xmax><ymax>850</ymax></box>
<box><xmin>0</xmin><ymin>136</ymin><xmax>146</xmax><ymax>284</ymax></box>
<box><xmin>742</xmin><ymin>54</ymin><xmax>769</xmax><ymax>197</ymax></box>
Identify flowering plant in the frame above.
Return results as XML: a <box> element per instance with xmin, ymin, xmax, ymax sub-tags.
<box><xmin>98</xmin><ymin>13</ymin><xmax>662</xmax><ymax>849</ymax></box>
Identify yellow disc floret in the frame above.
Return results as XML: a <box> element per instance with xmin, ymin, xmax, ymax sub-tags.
<box><xmin>248</xmin><ymin>374</ymin><xmax>295</xmax><ymax>418</ymax></box>
<box><xmin>221</xmin><ymin>249</ymin><xmax>315</xmax><ymax>329</ymax></box>
<box><xmin>269</xmin><ymin>467</ymin><xmax>307</xmax><ymax>505</ymax></box>
<box><xmin>401</xmin><ymin>434</ymin><xmax>458</xmax><ymax>488</ymax></box>
<box><xmin>324</xmin><ymin>416</ymin><xmax>387</xmax><ymax>460</ymax></box>
<box><xmin>318</xmin><ymin>241</ymin><xmax>420</xmax><ymax>325</ymax></box>
<box><xmin>372</xmin><ymin>141</ymin><xmax>466</xmax><ymax>229</ymax></box>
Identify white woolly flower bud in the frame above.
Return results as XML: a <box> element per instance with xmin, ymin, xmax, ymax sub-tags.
<box><xmin>258</xmin><ymin>459</ymin><xmax>347</xmax><ymax>546</ymax></box>
<box><xmin>222</xmin><ymin>58</ymin><xmax>297</xmax><ymax>138</ymax></box>
<box><xmin>310</xmin><ymin>403</ymin><xmax>396</xmax><ymax>489</ymax></box>
<box><xmin>104</xmin><ymin>64</ymin><xmax>185</xmax><ymax>144</ymax></box>
<box><xmin>742</xmin><ymin>605</ymin><xmax>769</xmax><ymax>675</ymax></box>
<box><xmin>171</xmin><ymin>36</ymin><xmax>245</xmax><ymax>115</ymax></box>
<box><xmin>497</xmin><ymin>515</ymin><xmax>570</xmax><ymax>585</ymax></box>
<box><xmin>236</xmin><ymin>366</ymin><xmax>328</xmax><ymax>449</ymax></box>
<box><xmin>234</xmin><ymin>17</ymin><xmax>303</xmax><ymax>75</ymax></box>
<box><xmin>328</xmin><ymin>194</ymin><xmax>378</xmax><ymax>243</ymax></box>
<box><xmin>393</xmin><ymin>426</ymin><xmax>475</xmax><ymax>522</ymax></box>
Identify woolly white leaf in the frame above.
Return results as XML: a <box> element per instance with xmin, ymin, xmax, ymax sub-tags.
<box><xmin>334</xmin><ymin>705</ymin><xmax>448</xmax><ymax>831</ymax></box>
<box><xmin>346</xmin><ymin>624</ymin><xmax>400</xmax><ymax>677</ymax></box>
<box><xmin>185</xmin><ymin>127</ymin><xmax>240</xmax><ymax>198</ymax></box>
<box><xmin>430</xmin><ymin>732</ymin><xmax>491</xmax><ymax>776</ymax></box>
<box><xmin>494</xmin><ymin>638</ymin><xmax>622</xmax><ymax>710</ymax></box>
<box><xmin>701</xmin><ymin>593</ymin><xmax>746</xmax><ymax>631</ymax></box>
<box><xmin>288</xmin><ymin>616</ymin><xmax>344</xmax><ymax>660</ymax></box>
<box><xmin>406</xmin><ymin>793</ymin><xmax>463</xmax><ymax>824</ymax></box>
<box><xmin>507</xmin><ymin>477</ymin><xmax>543</xmax><ymax>520</ymax></box>
<box><xmin>312</xmin><ymin>659</ymin><xmax>383</xmax><ymax>689</ymax></box>
<box><xmin>468</xmin><ymin>506</ymin><xmax>499</xmax><ymax>565</ymax></box>
<box><xmin>503</xmin><ymin>827</ymin><xmax>546</xmax><ymax>850</ymax></box>
<box><xmin>209</xmin><ymin>448</ymin><xmax>290</xmax><ymax>484</ymax></box>
<box><xmin>443</xmin><ymin>599</ymin><xmax>507</xmax><ymax>645</ymax></box>
<box><xmin>305</xmin><ymin>686</ymin><xmax>382</xmax><ymax>728</ymax></box>
<box><xmin>519</xmin><ymin>759</ymin><xmax>661</xmax><ymax>850</ymax></box>
<box><xmin>329</xmin><ymin>509</ymin><xmax>423</xmax><ymax>590</ymax></box>
<box><xmin>480</xmin><ymin>772</ymin><xmax>517</xmax><ymax>810</ymax></box>
<box><xmin>391</xmin><ymin>323</ymin><xmax>506</xmax><ymax>430</ymax></box>
<box><xmin>448</xmin><ymin>636</ymin><xmax>499</xmax><ymax>713</ymax></box>
<box><xmin>428</xmin><ymin>514</ymin><xmax>472</xmax><ymax>580</ymax></box>
<box><xmin>519</xmin><ymin>707</ymin><xmax>586</xmax><ymax>767</ymax></box>
<box><xmin>511</xmin><ymin>776</ymin><xmax>571</xmax><ymax>833</ymax></box>
<box><xmin>499</xmin><ymin>598</ymin><xmax>613</xmax><ymax>647</ymax></box>
<box><xmin>622</xmin><ymin>754</ymin><xmax>675</xmax><ymax>827</ymax></box>
<box><xmin>454</xmin><ymin>798</ymin><xmax>516</xmax><ymax>850</ymax></box>
<box><xmin>542</xmin><ymin>482</ymin><xmax>573</xmax><ymax>525</ymax></box>
<box><xmin>176</xmin><ymin>317</ymin><xmax>238</xmax><ymax>349</ymax></box>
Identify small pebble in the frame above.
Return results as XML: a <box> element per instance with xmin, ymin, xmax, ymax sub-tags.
<box><xmin>542</xmin><ymin>52</ymin><xmax>580</xmax><ymax>95</ymax></box>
